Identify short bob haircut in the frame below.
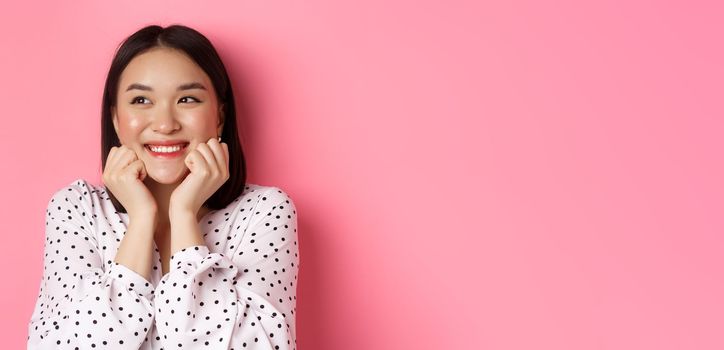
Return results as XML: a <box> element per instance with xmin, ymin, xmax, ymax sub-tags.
<box><xmin>100</xmin><ymin>24</ymin><xmax>247</xmax><ymax>213</ymax></box>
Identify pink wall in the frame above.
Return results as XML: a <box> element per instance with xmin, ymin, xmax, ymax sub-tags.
<box><xmin>2</xmin><ymin>0</ymin><xmax>723</xmax><ymax>349</ymax></box>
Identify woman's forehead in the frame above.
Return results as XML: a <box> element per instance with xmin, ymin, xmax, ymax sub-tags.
<box><xmin>120</xmin><ymin>48</ymin><xmax>212</xmax><ymax>92</ymax></box>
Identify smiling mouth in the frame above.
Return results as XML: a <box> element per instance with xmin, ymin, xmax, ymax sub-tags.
<box><xmin>144</xmin><ymin>143</ymin><xmax>189</xmax><ymax>158</ymax></box>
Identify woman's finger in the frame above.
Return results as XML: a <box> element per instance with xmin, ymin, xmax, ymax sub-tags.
<box><xmin>106</xmin><ymin>145</ymin><xmax>133</xmax><ymax>173</ymax></box>
<box><xmin>114</xmin><ymin>146</ymin><xmax>139</xmax><ymax>172</ymax></box>
<box><xmin>222</xmin><ymin>143</ymin><xmax>229</xmax><ymax>174</ymax></box>
<box><xmin>123</xmin><ymin>159</ymin><xmax>145</xmax><ymax>181</ymax></box>
<box><xmin>184</xmin><ymin>149</ymin><xmax>209</xmax><ymax>175</ymax></box>
<box><xmin>106</xmin><ymin>146</ymin><xmax>119</xmax><ymax>168</ymax></box>
<box><xmin>194</xmin><ymin>142</ymin><xmax>219</xmax><ymax>177</ymax></box>
<box><xmin>207</xmin><ymin>138</ymin><xmax>226</xmax><ymax>175</ymax></box>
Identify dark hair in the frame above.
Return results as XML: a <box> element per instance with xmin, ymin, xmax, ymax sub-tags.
<box><xmin>100</xmin><ymin>24</ymin><xmax>247</xmax><ymax>213</ymax></box>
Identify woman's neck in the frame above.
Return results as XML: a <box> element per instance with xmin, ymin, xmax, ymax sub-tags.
<box><xmin>143</xmin><ymin>176</ymin><xmax>182</xmax><ymax>228</ymax></box>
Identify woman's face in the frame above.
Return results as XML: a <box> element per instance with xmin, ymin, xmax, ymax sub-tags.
<box><xmin>112</xmin><ymin>47</ymin><xmax>224</xmax><ymax>185</ymax></box>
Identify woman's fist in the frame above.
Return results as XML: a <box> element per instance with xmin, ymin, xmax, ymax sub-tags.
<box><xmin>102</xmin><ymin>145</ymin><xmax>157</xmax><ymax>219</ymax></box>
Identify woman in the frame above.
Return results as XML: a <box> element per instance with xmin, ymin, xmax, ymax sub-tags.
<box><xmin>27</xmin><ymin>24</ymin><xmax>299</xmax><ymax>350</ymax></box>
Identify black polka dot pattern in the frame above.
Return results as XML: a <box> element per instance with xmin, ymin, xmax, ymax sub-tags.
<box><xmin>27</xmin><ymin>179</ymin><xmax>300</xmax><ymax>349</ymax></box>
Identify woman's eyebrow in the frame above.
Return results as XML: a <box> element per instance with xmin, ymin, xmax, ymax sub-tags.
<box><xmin>125</xmin><ymin>82</ymin><xmax>207</xmax><ymax>92</ymax></box>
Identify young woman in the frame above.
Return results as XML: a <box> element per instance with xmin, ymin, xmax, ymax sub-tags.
<box><xmin>27</xmin><ymin>24</ymin><xmax>299</xmax><ymax>350</ymax></box>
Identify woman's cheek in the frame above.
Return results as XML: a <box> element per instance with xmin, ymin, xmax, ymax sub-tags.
<box><xmin>115</xmin><ymin>113</ymin><xmax>146</xmax><ymax>144</ymax></box>
<box><xmin>125</xmin><ymin>114</ymin><xmax>144</xmax><ymax>129</ymax></box>
<box><xmin>183</xmin><ymin>110</ymin><xmax>218</xmax><ymax>133</ymax></box>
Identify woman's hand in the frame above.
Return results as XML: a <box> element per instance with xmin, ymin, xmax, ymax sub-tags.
<box><xmin>170</xmin><ymin>137</ymin><xmax>229</xmax><ymax>217</ymax></box>
<box><xmin>102</xmin><ymin>145</ymin><xmax>158</xmax><ymax>219</ymax></box>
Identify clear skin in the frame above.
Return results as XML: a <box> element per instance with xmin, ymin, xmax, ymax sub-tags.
<box><xmin>105</xmin><ymin>47</ymin><xmax>230</xmax><ymax>278</ymax></box>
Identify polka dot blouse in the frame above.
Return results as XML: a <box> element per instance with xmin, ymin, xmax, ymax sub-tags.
<box><xmin>27</xmin><ymin>178</ymin><xmax>299</xmax><ymax>349</ymax></box>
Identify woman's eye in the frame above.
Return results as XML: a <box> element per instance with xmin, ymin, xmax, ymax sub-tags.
<box><xmin>129</xmin><ymin>96</ymin><xmax>200</xmax><ymax>104</ymax></box>
<box><xmin>130</xmin><ymin>96</ymin><xmax>150</xmax><ymax>104</ymax></box>
<box><xmin>179</xmin><ymin>96</ymin><xmax>201</xmax><ymax>103</ymax></box>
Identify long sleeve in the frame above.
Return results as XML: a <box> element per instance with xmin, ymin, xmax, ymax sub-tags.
<box><xmin>154</xmin><ymin>187</ymin><xmax>299</xmax><ymax>349</ymax></box>
<box><xmin>27</xmin><ymin>184</ymin><xmax>156</xmax><ymax>349</ymax></box>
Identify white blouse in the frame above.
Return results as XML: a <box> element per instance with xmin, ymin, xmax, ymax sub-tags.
<box><xmin>27</xmin><ymin>178</ymin><xmax>299</xmax><ymax>349</ymax></box>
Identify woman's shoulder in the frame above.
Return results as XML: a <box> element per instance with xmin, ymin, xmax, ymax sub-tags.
<box><xmin>221</xmin><ymin>183</ymin><xmax>297</xmax><ymax>220</ymax></box>
<box><xmin>237</xmin><ymin>183</ymin><xmax>296</xmax><ymax>207</ymax></box>
<box><xmin>48</xmin><ymin>179</ymin><xmax>295</xmax><ymax>212</ymax></box>
<box><xmin>47</xmin><ymin>177</ymin><xmax>108</xmax><ymax>209</ymax></box>
<box><xmin>54</xmin><ymin>177</ymin><xmax>104</xmax><ymax>196</ymax></box>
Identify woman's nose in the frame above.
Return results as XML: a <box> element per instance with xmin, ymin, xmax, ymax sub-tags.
<box><xmin>150</xmin><ymin>109</ymin><xmax>180</xmax><ymax>133</ymax></box>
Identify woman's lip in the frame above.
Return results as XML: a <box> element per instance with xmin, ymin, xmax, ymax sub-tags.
<box><xmin>144</xmin><ymin>142</ymin><xmax>189</xmax><ymax>147</ymax></box>
<box><xmin>145</xmin><ymin>143</ymin><xmax>189</xmax><ymax>159</ymax></box>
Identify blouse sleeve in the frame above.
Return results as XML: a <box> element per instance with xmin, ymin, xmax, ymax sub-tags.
<box><xmin>27</xmin><ymin>183</ymin><xmax>156</xmax><ymax>350</ymax></box>
<box><xmin>153</xmin><ymin>187</ymin><xmax>300</xmax><ymax>350</ymax></box>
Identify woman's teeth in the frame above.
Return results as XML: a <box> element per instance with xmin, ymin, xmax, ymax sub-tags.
<box><xmin>147</xmin><ymin>144</ymin><xmax>186</xmax><ymax>153</ymax></box>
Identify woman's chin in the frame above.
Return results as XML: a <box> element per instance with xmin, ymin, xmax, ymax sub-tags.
<box><xmin>145</xmin><ymin>167</ymin><xmax>188</xmax><ymax>185</ymax></box>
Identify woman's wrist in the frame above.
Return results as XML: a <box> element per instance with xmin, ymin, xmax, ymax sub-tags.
<box><xmin>128</xmin><ymin>207</ymin><xmax>158</xmax><ymax>227</ymax></box>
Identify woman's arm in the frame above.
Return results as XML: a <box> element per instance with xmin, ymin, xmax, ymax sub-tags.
<box><xmin>153</xmin><ymin>187</ymin><xmax>300</xmax><ymax>349</ymax></box>
<box><xmin>168</xmin><ymin>210</ymin><xmax>206</xmax><ymax>257</ymax></box>
<box><xmin>113</xmin><ymin>210</ymin><xmax>157</xmax><ymax>282</ymax></box>
<box><xmin>27</xmin><ymin>184</ymin><xmax>156</xmax><ymax>349</ymax></box>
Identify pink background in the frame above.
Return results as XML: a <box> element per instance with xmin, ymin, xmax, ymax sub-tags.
<box><xmin>2</xmin><ymin>0</ymin><xmax>722</xmax><ymax>349</ymax></box>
